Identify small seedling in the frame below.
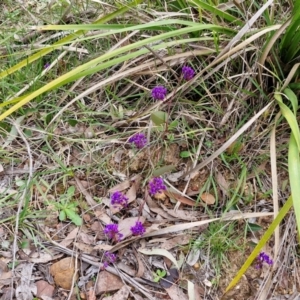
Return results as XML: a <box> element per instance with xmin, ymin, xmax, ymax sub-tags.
<box><xmin>55</xmin><ymin>186</ymin><xmax>82</xmax><ymax>226</ymax></box>
<box><xmin>153</xmin><ymin>269</ymin><xmax>167</xmax><ymax>282</ymax></box>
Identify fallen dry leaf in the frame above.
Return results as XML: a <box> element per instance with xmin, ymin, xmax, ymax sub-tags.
<box><xmin>35</xmin><ymin>280</ymin><xmax>54</xmax><ymax>298</ymax></box>
<box><xmin>74</xmin><ymin>242</ymin><xmax>95</xmax><ymax>254</ymax></box>
<box><xmin>160</xmin><ymin>235</ymin><xmax>191</xmax><ymax>250</ymax></box>
<box><xmin>15</xmin><ymin>263</ymin><xmax>36</xmax><ymax>300</ymax></box>
<box><xmin>200</xmin><ymin>192</ymin><xmax>215</xmax><ymax>205</ymax></box>
<box><xmin>134</xmin><ymin>250</ymin><xmax>145</xmax><ymax>278</ymax></box>
<box><xmin>50</xmin><ymin>257</ymin><xmax>78</xmax><ymax>290</ymax></box>
<box><xmin>138</xmin><ymin>248</ymin><xmax>179</xmax><ymax>269</ymax></box>
<box><xmin>59</xmin><ymin>227</ymin><xmax>79</xmax><ymax>247</ymax></box>
<box><xmin>161</xmin><ymin>205</ymin><xmax>200</xmax><ymax>221</ymax></box>
<box><xmin>87</xmin><ymin>289</ymin><xmax>96</xmax><ymax>300</ymax></box>
<box><xmin>165</xmin><ymin>284</ymin><xmax>188</xmax><ymax>300</ymax></box>
<box><xmin>165</xmin><ymin>191</ymin><xmax>197</xmax><ymax>206</ymax></box>
<box><xmin>93</xmin><ymin>244</ymin><xmax>114</xmax><ymax>251</ymax></box>
<box><xmin>215</xmin><ymin>171</ymin><xmax>230</xmax><ymax>197</ymax></box>
<box><xmin>75</xmin><ymin>176</ymin><xmax>98</xmax><ymax>207</ymax></box>
<box><xmin>95</xmin><ymin>270</ymin><xmax>124</xmax><ymax>295</ymax></box>
<box><xmin>108</xmin><ymin>180</ymin><xmax>130</xmax><ymax>193</ymax></box>
<box><xmin>102</xmin><ymin>286</ymin><xmax>131</xmax><ymax>300</ymax></box>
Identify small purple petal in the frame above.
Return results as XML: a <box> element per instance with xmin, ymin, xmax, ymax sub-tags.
<box><xmin>44</xmin><ymin>63</ymin><xmax>50</xmax><ymax>69</ymax></box>
<box><xmin>104</xmin><ymin>223</ymin><xmax>123</xmax><ymax>241</ymax></box>
<box><xmin>182</xmin><ymin>66</ymin><xmax>195</xmax><ymax>80</ymax></box>
<box><xmin>256</xmin><ymin>252</ymin><xmax>273</xmax><ymax>268</ymax></box>
<box><xmin>130</xmin><ymin>221</ymin><xmax>146</xmax><ymax>236</ymax></box>
<box><xmin>148</xmin><ymin>177</ymin><xmax>166</xmax><ymax>196</ymax></box>
<box><xmin>111</xmin><ymin>191</ymin><xmax>128</xmax><ymax>208</ymax></box>
<box><xmin>129</xmin><ymin>133</ymin><xmax>147</xmax><ymax>149</ymax></box>
<box><xmin>151</xmin><ymin>86</ymin><xmax>167</xmax><ymax>100</ymax></box>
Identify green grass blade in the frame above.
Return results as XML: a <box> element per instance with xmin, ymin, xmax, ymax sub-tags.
<box><xmin>288</xmin><ymin>134</ymin><xmax>300</xmax><ymax>235</ymax></box>
<box><xmin>188</xmin><ymin>0</ymin><xmax>243</xmax><ymax>26</ymax></box>
<box><xmin>275</xmin><ymin>92</ymin><xmax>300</xmax><ymax>151</ymax></box>
<box><xmin>225</xmin><ymin>196</ymin><xmax>293</xmax><ymax>293</ymax></box>
<box><xmin>284</xmin><ymin>88</ymin><xmax>298</xmax><ymax>115</ymax></box>
<box><xmin>0</xmin><ymin>0</ymin><xmax>142</xmax><ymax>79</ymax></box>
<box><xmin>0</xmin><ymin>25</ymin><xmax>224</xmax><ymax>122</ymax></box>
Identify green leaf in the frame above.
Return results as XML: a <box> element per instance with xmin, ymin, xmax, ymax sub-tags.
<box><xmin>67</xmin><ymin>119</ymin><xmax>78</xmax><ymax>127</ymax></box>
<box><xmin>153</xmin><ymin>165</ymin><xmax>176</xmax><ymax>177</ymax></box>
<box><xmin>284</xmin><ymin>88</ymin><xmax>298</xmax><ymax>115</ymax></box>
<box><xmin>188</xmin><ymin>0</ymin><xmax>243</xmax><ymax>26</ymax></box>
<box><xmin>275</xmin><ymin>92</ymin><xmax>300</xmax><ymax>151</ymax></box>
<box><xmin>246</xmin><ymin>223</ymin><xmax>262</xmax><ymax>232</ymax></box>
<box><xmin>151</xmin><ymin>111</ymin><xmax>167</xmax><ymax>126</ymax></box>
<box><xmin>169</xmin><ymin>120</ymin><xmax>179</xmax><ymax>130</ymax></box>
<box><xmin>67</xmin><ymin>186</ymin><xmax>75</xmax><ymax>198</ymax></box>
<box><xmin>288</xmin><ymin>134</ymin><xmax>300</xmax><ymax>235</ymax></box>
<box><xmin>59</xmin><ymin>210</ymin><xmax>66</xmax><ymax>221</ymax></box>
<box><xmin>180</xmin><ymin>151</ymin><xmax>191</xmax><ymax>158</ymax></box>
<box><xmin>65</xmin><ymin>209</ymin><xmax>82</xmax><ymax>226</ymax></box>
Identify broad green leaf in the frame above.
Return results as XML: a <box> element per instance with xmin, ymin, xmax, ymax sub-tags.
<box><xmin>188</xmin><ymin>0</ymin><xmax>243</xmax><ymax>26</ymax></box>
<box><xmin>65</xmin><ymin>209</ymin><xmax>82</xmax><ymax>226</ymax></box>
<box><xmin>67</xmin><ymin>186</ymin><xmax>75</xmax><ymax>198</ymax></box>
<box><xmin>180</xmin><ymin>151</ymin><xmax>192</xmax><ymax>158</ymax></box>
<box><xmin>246</xmin><ymin>223</ymin><xmax>262</xmax><ymax>232</ymax></box>
<box><xmin>225</xmin><ymin>196</ymin><xmax>293</xmax><ymax>292</ymax></box>
<box><xmin>151</xmin><ymin>111</ymin><xmax>167</xmax><ymax>126</ymax></box>
<box><xmin>275</xmin><ymin>92</ymin><xmax>300</xmax><ymax>151</ymax></box>
<box><xmin>153</xmin><ymin>165</ymin><xmax>176</xmax><ymax>177</ymax></box>
<box><xmin>59</xmin><ymin>210</ymin><xmax>66</xmax><ymax>221</ymax></box>
<box><xmin>284</xmin><ymin>88</ymin><xmax>298</xmax><ymax>115</ymax></box>
<box><xmin>288</xmin><ymin>134</ymin><xmax>300</xmax><ymax>234</ymax></box>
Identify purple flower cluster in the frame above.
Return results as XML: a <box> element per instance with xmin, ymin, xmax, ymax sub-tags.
<box><xmin>151</xmin><ymin>86</ymin><xmax>167</xmax><ymax>100</ymax></box>
<box><xmin>104</xmin><ymin>223</ymin><xmax>123</xmax><ymax>241</ymax></box>
<box><xmin>111</xmin><ymin>191</ymin><xmax>128</xmax><ymax>208</ymax></box>
<box><xmin>182</xmin><ymin>66</ymin><xmax>195</xmax><ymax>80</ymax></box>
<box><xmin>130</xmin><ymin>221</ymin><xmax>146</xmax><ymax>236</ymax></box>
<box><xmin>256</xmin><ymin>252</ymin><xmax>273</xmax><ymax>269</ymax></box>
<box><xmin>103</xmin><ymin>251</ymin><xmax>117</xmax><ymax>268</ymax></box>
<box><xmin>44</xmin><ymin>63</ymin><xmax>50</xmax><ymax>69</ymax></box>
<box><xmin>129</xmin><ymin>133</ymin><xmax>147</xmax><ymax>149</ymax></box>
<box><xmin>148</xmin><ymin>177</ymin><xmax>166</xmax><ymax>196</ymax></box>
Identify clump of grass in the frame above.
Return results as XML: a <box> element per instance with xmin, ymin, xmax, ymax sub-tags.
<box><xmin>193</xmin><ymin>221</ymin><xmax>243</xmax><ymax>279</ymax></box>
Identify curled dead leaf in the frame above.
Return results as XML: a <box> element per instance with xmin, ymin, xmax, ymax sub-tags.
<box><xmin>200</xmin><ymin>192</ymin><xmax>215</xmax><ymax>205</ymax></box>
<box><xmin>165</xmin><ymin>191</ymin><xmax>196</xmax><ymax>206</ymax></box>
<box><xmin>50</xmin><ymin>257</ymin><xmax>78</xmax><ymax>290</ymax></box>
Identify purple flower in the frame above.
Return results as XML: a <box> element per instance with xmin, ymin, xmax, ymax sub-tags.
<box><xmin>151</xmin><ymin>86</ymin><xmax>167</xmax><ymax>100</ymax></box>
<box><xmin>111</xmin><ymin>191</ymin><xmax>128</xmax><ymax>208</ymax></box>
<box><xmin>130</xmin><ymin>221</ymin><xmax>146</xmax><ymax>236</ymax></box>
<box><xmin>182</xmin><ymin>66</ymin><xmax>195</xmax><ymax>80</ymax></box>
<box><xmin>148</xmin><ymin>177</ymin><xmax>166</xmax><ymax>196</ymax></box>
<box><xmin>104</xmin><ymin>223</ymin><xmax>123</xmax><ymax>241</ymax></box>
<box><xmin>129</xmin><ymin>133</ymin><xmax>147</xmax><ymax>149</ymax></box>
<box><xmin>44</xmin><ymin>63</ymin><xmax>50</xmax><ymax>69</ymax></box>
<box><xmin>103</xmin><ymin>251</ymin><xmax>117</xmax><ymax>268</ymax></box>
<box><xmin>256</xmin><ymin>252</ymin><xmax>273</xmax><ymax>269</ymax></box>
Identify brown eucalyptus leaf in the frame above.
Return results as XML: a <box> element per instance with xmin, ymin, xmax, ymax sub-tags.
<box><xmin>50</xmin><ymin>257</ymin><xmax>78</xmax><ymax>290</ymax></box>
<box><xmin>95</xmin><ymin>270</ymin><xmax>124</xmax><ymax>294</ymax></box>
<box><xmin>200</xmin><ymin>192</ymin><xmax>215</xmax><ymax>205</ymax></box>
<box><xmin>35</xmin><ymin>280</ymin><xmax>54</xmax><ymax>298</ymax></box>
<box><xmin>165</xmin><ymin>191</ymin><xmax>197</xmax><ymax>206</ymax></box>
